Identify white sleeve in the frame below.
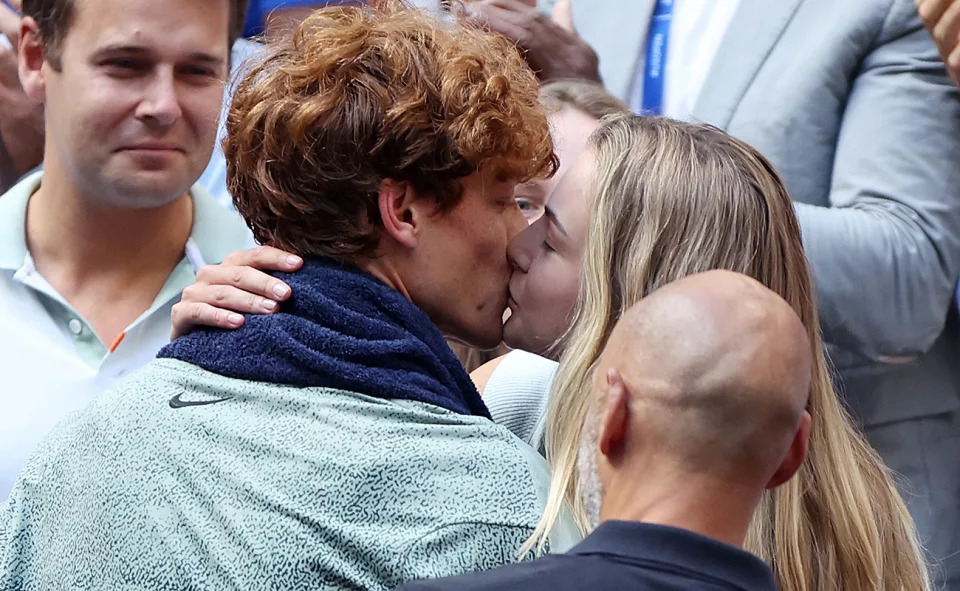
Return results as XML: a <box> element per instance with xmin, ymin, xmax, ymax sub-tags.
<box><xmin>483</xmin><ymin>350</ymin><xmax>558</xmax><ymax>455</ymax></box>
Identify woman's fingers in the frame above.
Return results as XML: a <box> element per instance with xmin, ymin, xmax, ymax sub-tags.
<box><xmin>221</xmin><ymin>245</ymin><xmax>303</xmax><ymax>272</ymax></box>
<box><xmin>170</xmin><ymin>301</ymin><xmax>245</xmax><ymax>340</ymax></box>
<box><xmin>194</xmin><ymin>263</ymin><xmax>292</xmax><ymax>302</ymax></box>
<box><xmin>169</xmin><ymin>248</ymin><xmax>303</xmax><ymax>340</ymax></box>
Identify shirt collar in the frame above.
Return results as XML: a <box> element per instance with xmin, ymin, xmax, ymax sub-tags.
<box><xmin>571</xmin><ymin>520</ymin><xmax>776</xmax><ymax>590</ymax></box>
<box><xmin>0</xmin><ymin>171</ymin><xmax>250</xmax><ymax>272</ymax></box>
<box><xmin>0</xmin><ymin>170</ymin><xmax>40</xmax><ymax>270</ymax></box>
<box><xmin>187</xmin><ymin>182</ymin><xmax>252</xmax><ymax>267</ymax></box>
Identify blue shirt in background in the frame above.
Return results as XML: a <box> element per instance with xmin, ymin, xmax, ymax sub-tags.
<box><xmin>242</xmin><ymin>0</ymin><xmax>359</xmax><ymax>37</ymax></box>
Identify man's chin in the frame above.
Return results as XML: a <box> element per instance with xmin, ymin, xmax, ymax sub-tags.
<box><xmin>465</xmin><ymin>332</ymin><xmax>504</xmax><ymax>352</ymax></box>
<box><xmin>103</xmin><ymin>175</ymin><xmax>193</xmax><ymax>209</ymax></box>
<box><xmin>448</xmin><ymin>325</ymin><xmax>504</xmax><ymax>351</ymax></box>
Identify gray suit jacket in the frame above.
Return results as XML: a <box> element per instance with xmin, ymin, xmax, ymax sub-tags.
<box><xmin>547</xmin><ymin>0</ymin><xmax>960</xmax><ymax>428</ymax></box>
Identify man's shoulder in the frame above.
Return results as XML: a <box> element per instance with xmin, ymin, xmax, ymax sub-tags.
<box><xmin>338</xmin><ymin>396</ymin><xmax>553</xmax><ymax>507</ymax></box>
<box><xmin>23</xmin><ymin>359</ymin><xmax>196</xmax><ymax>452</ymax></box>
<box><xmin>400</xmin><ymin>550</ymin><xmax>758</xmax><ymax>591</ymax></box>
<box><xmin>3</xmin><ymin>364</ymin><xmax>560</xmax><ymax>589</ymax></box>
<box><xmin>17</xmin><ymin>359</ymin><xmax>235</xmax><ymax>466</ymax></box>
<box><xmin>76</xmin><ymin>362</ymin><xmax>552</xmax><ymax>509</ymax></box>
<box><xmin>93</xmin><ymin>357</ymin><xmax>208</xmax><ymax>408</ymax></box>
<box><xmin>399</xmin><ymin>554</ymin><xmax>602</xmax><ymax>591</ymax></box>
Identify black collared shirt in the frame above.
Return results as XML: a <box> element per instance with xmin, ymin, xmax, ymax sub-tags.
<box><xmin>398</xmin><ymin>520</ymin><xmax>777</xmax><ymax>591</ymax></box>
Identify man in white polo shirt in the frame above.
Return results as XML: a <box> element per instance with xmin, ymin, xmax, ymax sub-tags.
<box><xmin>0</xmin><ymin>0</ymin><xmax>253</xmax><ymax>498</ymax></box>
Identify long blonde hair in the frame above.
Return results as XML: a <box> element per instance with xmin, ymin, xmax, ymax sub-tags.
<box><xmin>528</xmin><ymin>116</ymin><xmax>929</xmax><ymax>591</ymax></box>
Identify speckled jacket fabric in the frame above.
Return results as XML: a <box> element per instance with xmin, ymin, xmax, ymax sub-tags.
<box><xmin>1</xmin><ymin>359</ymin><xmax>579</xmax><ymax>590</ymax></box>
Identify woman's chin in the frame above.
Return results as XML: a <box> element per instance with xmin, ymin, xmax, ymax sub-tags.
<box><xmin>502</xmin><ymin>323</ymin><xmax>554</xmax><ymax>359</ymax></box>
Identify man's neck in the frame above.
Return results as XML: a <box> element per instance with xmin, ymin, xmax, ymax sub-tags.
<box><xmin>24</xmin><ymin>166</ymin><xmax>194</xmax><ymax>343</ymax></box>
<box><xmin>599</xmin><ymin>470</ymin><xmax>762</xmax><ymax>549</ymax></box>
<box><xmin>359</xmin><ymin>256</ymin><xmax>413</xmax><ymax>301</ymax></box>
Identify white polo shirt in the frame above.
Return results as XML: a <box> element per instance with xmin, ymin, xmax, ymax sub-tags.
<box><xmin>0</xmin><ymin>172</ymin><xmax>252</xmax><ymax>498</ymax></box>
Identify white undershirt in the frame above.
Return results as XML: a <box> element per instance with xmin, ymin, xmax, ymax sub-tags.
<box><xmin>632</xmin><ymin>0</ymin><xmax>742</xmax><ymax>121</ymax></box>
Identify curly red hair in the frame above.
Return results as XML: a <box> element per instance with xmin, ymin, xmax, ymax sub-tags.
<box><xmin>225</xmin><ymin>0</ymin><xmax>557</xmax><ymax>258</ymax></box>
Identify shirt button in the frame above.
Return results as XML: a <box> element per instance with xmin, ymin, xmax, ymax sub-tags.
<box><xmin>68</xmin><ymin>318</ymin><xmax>83</xmax><ymax>335</ymax></box>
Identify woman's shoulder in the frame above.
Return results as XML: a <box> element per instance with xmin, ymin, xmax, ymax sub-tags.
<box><xmin>475</xmin><ymin>350</ymin><xmax>559</xmax><ymax>451</ymax></box>
<box><xmin>473</xmin><ymin>350</ymin><xmax>559</xmax><ymax>395</ymax></box>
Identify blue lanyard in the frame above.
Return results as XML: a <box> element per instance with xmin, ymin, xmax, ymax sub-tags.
<box><xmin>641</xmin><ymin>0</ymin><xmax>674</xmax><ymax>115</ymax></box>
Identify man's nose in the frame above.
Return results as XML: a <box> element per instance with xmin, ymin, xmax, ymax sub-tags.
<box><xmin>135</xmin><ymin>69</ymin><xmax>183</xmax><ymax>128</ymax></box>
<box><xmin>506</xmin><ymin>204</ymin><xmax>527</xmax><ymax>240</ymax></box>
<box><xmin>507</xmin><ymin>223</ymin><xmax>533</xmax><ymax>273</ymax></box>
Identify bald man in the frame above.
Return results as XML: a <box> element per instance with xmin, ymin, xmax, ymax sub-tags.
<box><xmin>400</xmin><ymin>270</ymin><xmax>813</xmax><ymax>591</ymax></box>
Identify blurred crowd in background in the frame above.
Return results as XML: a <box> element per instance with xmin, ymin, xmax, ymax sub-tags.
<box><xmin>2</xmin><ymin>0</ymin><xmax>960</xmax><ymax>590</ymax></box>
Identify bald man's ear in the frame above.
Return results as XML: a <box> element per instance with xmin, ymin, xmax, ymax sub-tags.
<box><xmin>378</xmin><ymin>178</ymin><xmax>427</xmax><ymax>250</ymax></box>
<box><xmin>598</xmin><ymin>369</ymin><xmax>630</xmax><ymax>460</ymax></box>
<box><xmin>765</xmin><ymin>411</ymin><xmax>811</xmax><ymax>490</ymax></box>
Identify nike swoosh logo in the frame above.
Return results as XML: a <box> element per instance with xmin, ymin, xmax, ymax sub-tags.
<box><xmin>168</xmin><ymin>393</ymin><xmax>233</xmax><ymax>409</ymax></box>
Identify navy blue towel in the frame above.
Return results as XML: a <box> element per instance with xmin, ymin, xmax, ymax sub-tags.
<box><xmin>159</xmin><ymin>257</ymin><xmax>490</xmax><ymax>418</ymax></box>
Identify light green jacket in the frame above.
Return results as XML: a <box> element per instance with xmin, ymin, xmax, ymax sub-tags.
<box><xmin>1</xmin><ymin>359</ymin><xmax>580</xmax><ymax>590</ymax></box>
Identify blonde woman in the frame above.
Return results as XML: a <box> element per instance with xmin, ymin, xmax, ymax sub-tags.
<box><xmin>514</xmin><ymin>115</ymin><xmax>929</xmax><ymax>591</ymax></box>
<box><xmin>170</xmin><ymin>116</ymin><xmax>930</xmax><ymax>590</ymax></box>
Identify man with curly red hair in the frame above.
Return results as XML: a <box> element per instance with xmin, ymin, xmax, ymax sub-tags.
<box><xmin>1</xmin><ymin>2</ymin><xmax>578</xmax><ymax>590</ymax></box>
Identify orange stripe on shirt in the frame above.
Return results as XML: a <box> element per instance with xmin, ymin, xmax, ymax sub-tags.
<box><xmin>109</xmin><ymin>332</ymin><xmax>126</xmax><ymax>353</ymax></box>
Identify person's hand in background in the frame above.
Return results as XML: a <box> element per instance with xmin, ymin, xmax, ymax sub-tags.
<box><xmin>461</xmin><ymin>0</ymin><xmax>601</xmax><ymax>83</ymax></box>
<box><xmin>0</xmin><ymin>0</ymin><xmax>19</xmax><ymax>46</ymax></box>
<box><xmin>917</xmin><ymin>0</ymin><xmax>960</xmax><ymax>85</ymax></box>
<box><xmin>0</xmin><ymin>0</ymin><xmax>45</xmax><ymax>191</ymax></box>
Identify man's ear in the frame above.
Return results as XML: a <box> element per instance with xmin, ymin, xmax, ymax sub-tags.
<box><xmin>598</xmin><ymin>368</ymin><xmax>630</xmax><ymax>461</ymax></box>
<box><xmin>378</xmin><ymin>178</ymin><xmax>434</xmax><ymax>250</ymax></box>
<box><xmin>18</xmin><ymin>17</ymin><xmax>47</xmax><ymax>104</ymax></box>
<box><xmin>766</xmin><ymin>411</ymin><xmax>811</xmax><ymax>490</ymax></box>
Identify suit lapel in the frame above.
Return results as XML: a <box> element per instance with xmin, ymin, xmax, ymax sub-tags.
<box><xmin>692</xmin><ymin>0</ymin><xmax>804</xmax><ymax>129</ymax></box>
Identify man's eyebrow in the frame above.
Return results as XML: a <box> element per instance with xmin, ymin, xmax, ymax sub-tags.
<box><xmin>92</xmin><ymin>44</ymin><xmax>225</xmax><ymax>65</ymax></box>
<box><xmin>185</xmin><ymin>52</ymin><xmax>226</xmax><ymax>65</ymax></box>
<box><xmin>543</xmin><ymin>206</ymin><xmax>568</xmax><ymax>235</ymax></box>
<box><xmin>92</xmin><ymin>44</ymin><xmax>152</xmax><ymax>57</ymax></box>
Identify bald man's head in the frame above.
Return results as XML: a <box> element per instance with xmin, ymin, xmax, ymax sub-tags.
<box><xmin>580</xmin><ymin>270</ymin><xmax>813</xmax><ymax>524</ymax></box>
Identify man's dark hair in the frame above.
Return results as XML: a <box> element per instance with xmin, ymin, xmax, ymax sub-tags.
<box><xmin>22</xmin><ymin>0</ymin><xmax>250</xmax><ymax>69</ymax></box>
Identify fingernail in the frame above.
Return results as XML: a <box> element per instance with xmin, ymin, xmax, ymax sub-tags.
<box><xmin>262</xmin><ymin>299</ymin><xmax>277</xmax><ymax>311</ymax></box>
<box><xmin>286</xmin><ymin>255</ymin><xmax>302</xmax><ymax>266</ymax></box>
<box><xmin>273</xmin><ymin>284</ymin><xmax>291</xmax><ymax>298</ymax></box>
<box><xmin>228</xmin><ymin>313</ymin><xmax>244</xmax><ymax>325</ymax></box>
